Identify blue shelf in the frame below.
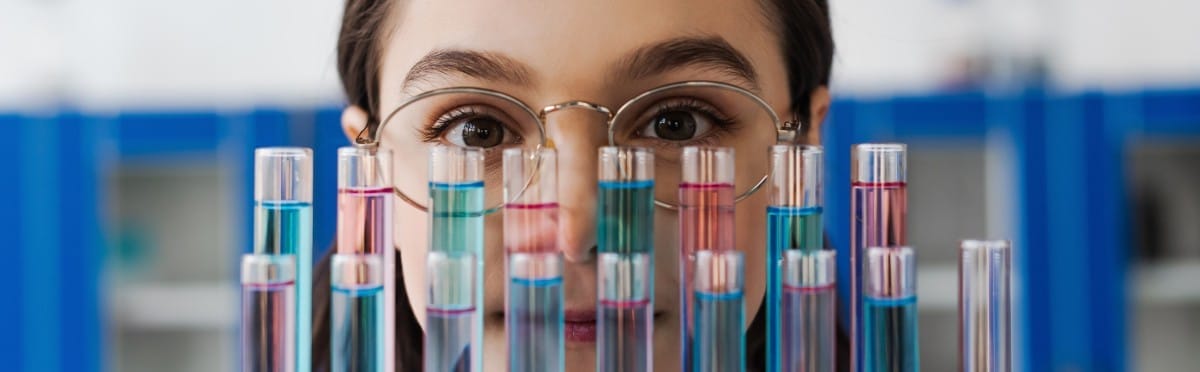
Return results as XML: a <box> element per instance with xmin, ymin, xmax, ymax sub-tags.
<box><xmin>2</xmin><ymin>87</ymin><xmax>1196</xmax><ymax>371</ymax></box>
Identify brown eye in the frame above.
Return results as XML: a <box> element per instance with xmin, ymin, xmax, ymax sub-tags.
<box><xmin>457</xmin><ymin>117</ymin><xmax>505</xmax><ymax>148</ymax></box>
<box><xmin>649</xmin><ymin>111</ymin><xmax>699</xmax><ymax>140</ymax></box>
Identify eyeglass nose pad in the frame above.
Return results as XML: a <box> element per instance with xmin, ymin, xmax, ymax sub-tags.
<box><xmin>538</xmin><ymin>101</ymin><xmax>616</xmax><ymax>147</ymax></box>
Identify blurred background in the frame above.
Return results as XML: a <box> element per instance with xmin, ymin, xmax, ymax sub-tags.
<box><xmin>1</xmin><ymin>0</ymin><xmax>1198</xmax><ymax>371</ymax></box>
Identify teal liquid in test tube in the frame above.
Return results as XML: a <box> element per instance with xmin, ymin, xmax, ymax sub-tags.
<box><xmin>863</xmin><ymin>247</ymin><xmax>918</xmax><ymax>372</ymax></box>
<box><xmin>596</xmin><ymin>147</ymin><xmax>655</xmax><ymax>372</ymax></box>
<box><xmin>765</xmin><ymin>145</ymin><xmax>825</xmax><ymax>372</ymax></box>
<box><xmin>252</xmin><ymin>147</ymin><xmax>313</xmax><ymax>372</ymax></box>
<box><xmin>503</xmin><ymin>148</ymin><xmax>564</xmax><ymax>372</ymax></box>
<box><xmin>426</xmin><ymin>146</ymin><xmax>485</xmax><ymax>372</ymax></box>
<box><xmin>693</xmin><ymin>250</ymin><xmax>745</xmax><ymax>372</ymax></box>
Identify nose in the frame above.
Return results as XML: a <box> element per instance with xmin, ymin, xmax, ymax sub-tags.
<box><xmin>543</xmin><ymin>108</ymin><xmax>609</xmax><ymax>263</ymax></box>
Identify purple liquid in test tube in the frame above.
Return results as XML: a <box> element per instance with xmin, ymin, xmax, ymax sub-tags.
<box><xmin>242</xmin><ymin>254</ymin><xmax>296</xmax><ymax>372</ymax></box>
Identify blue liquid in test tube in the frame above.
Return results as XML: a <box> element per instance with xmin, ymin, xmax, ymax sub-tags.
<box><xmin>252</xmin><ymin>147</ymin><xmax>312</xmax><ymax>372</ymax></box>
<box><xmin>862</xmin><ymin>247</ymin><xmax>918</xmax><ymax>372</ymax></box>
<box><xmin>426</xmin><ymin>146</ymin><xmax>485</xmax><ymax>372</ymax></box>
<box><xmin>765</xmin><ymin>144</ymin><xmax>823</xmax><ymax>372</ymax></box>
<box><xmin>693</xmin><ymin>250</ymin><xmax>745</xmax><ymax>372</ymax></box>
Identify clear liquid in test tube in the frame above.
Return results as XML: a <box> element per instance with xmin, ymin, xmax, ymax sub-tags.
<box><xmin>504</xmin><ymin>148</ymin><xmax>564</xmax><ymax>372</ymax></box>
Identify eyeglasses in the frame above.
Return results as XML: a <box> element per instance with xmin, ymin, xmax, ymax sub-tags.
<box><xmin>353</xmin><ymin>80</ymin><xmax>802</xmax><ymax>212</ymax></box>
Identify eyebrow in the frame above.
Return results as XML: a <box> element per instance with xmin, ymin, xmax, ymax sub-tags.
<box><xmin>400</xmin><ymin>36</ymin><xmax>759</xmax><ymax>93</ymax></box>
<box><xmin>614</xmin><ymin>36</ymin><xmax>760</xmax><ymax>91</ymax></box>
<box><xmin>402</xmin><ymin>49</ymin><xmax>534</xmax><ymax>90</ymax></box>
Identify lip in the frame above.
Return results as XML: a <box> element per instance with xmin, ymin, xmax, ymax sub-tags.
<box><xmin>564</xmin><ymin>309</ymin><xmax>597</xmax><ymax>343</ymax></box>
<box><xmin>494</xmin><ymin>309</ymin><xmax>666</xmax><ymax>344</ymax></box>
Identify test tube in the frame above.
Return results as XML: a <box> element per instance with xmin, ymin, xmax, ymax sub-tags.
<box><xmin>679</xmin><ymin>146</ymin><xmax>735</xmax><ymax>372</ymax></box>
<box><xmin>766</xmin><ymin>144</ymin><xmax>824</xmax><ymax>371</ymax></box>
<box><xmin>598</xmin><ymin>253</ymin><xmax>653</xmax><ymax>372</ymax></box>
<box><xmin>693</xmin><ymin>250</ymin><xmax>745</xmax><ymax>372</ymax></box>
<box><xmin>331</xmin><ymin>254</ymin><xmax>385</xmax><ymax>372</ymax></box>
<box><xmin>333</xmin><ymin>147</ymin><xmax>394</xmax><ymax>372</ymax></box>
<box><xmin>596</xmin><ymin>147</ymin><xmax>655</xmax><ymax>372</ymax></box>
<box><xmin>960</xmin><ymin>240</ymin><xmax>1011</xmax><ymax>372</ymax></box>
<box><xmin>782</xmin><ymin>250</ymin><xmax>836</xmax><ymax>372</ymax></box>
<box><xmin>253</xmin><ymin>147</ymin><xmax>312</xmax><ymax>372</ymax></box>
<box><xmin>598</xmin><ymin>147</ymin><xmax>655</xmax><ymax>257</ymax></box>
<box><xmin>241</xmin><ymin>254</ymin><xmax>296</xmax><ymax>372</ymax></box>
<box><xmin>850</xmin><ymin>144</ymin><xmax>907</xmax><ymax>372</ymax></box>
<box><xmin>504</xmin><ymin>148</ymin><xmax>564</xmax><ymax>372</ymax></box>
<box><xmin>862</xmin><ymin>247</ymin><xmax>918</xmax><ymax>372</ymax></box>
<box><xmin>426</xmin><ymin>146</ymin><xmax>485</xmax><ymax>372</ymax></box>
<box><xmin>426</xmin><ymin>251</ymin><xmax>478</xmax><ymax>372</ymax></box>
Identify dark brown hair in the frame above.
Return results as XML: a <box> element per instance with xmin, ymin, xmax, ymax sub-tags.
<box><xmin>317</xmin><ymin>1</ymin><xmax>838</xmax><ymax>370</ymax></box>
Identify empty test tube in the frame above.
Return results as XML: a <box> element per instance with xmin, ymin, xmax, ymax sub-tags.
<box><xmin>960</xmin><ymin>240</ymin><xmax>1011</xmax><ymax>372</ymax></box>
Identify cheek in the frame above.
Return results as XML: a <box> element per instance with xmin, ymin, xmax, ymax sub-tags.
<box><xmin>395</xmin><ymin>205</ymin><xmax>430</xmax><ymax>330</ymax></box>
<box><xmin>735</xmin><ymin>192</ymin><xmax>769</xmax><ymax>322</ymax></box>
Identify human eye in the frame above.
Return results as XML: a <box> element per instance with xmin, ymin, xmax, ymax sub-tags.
<box><xmin>636</xmin><ymin>98</ymin><xmax>736</xmax><ymax>143</ymax></box>
<box><xmin>422</xmin><ymin>106</ymin><xmax>522</xmax><ymax>149</ymax></box>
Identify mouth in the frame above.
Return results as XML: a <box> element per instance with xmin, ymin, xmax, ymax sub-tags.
<box><xmin>494</xmin><ymin>308</ymin><xmax>667</xmax><ymax>344</ymax></box>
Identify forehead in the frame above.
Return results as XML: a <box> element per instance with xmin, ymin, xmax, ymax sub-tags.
<box><xmin>378</xmin><ymin>0</ymin><xmax>788</xmax><ymax>107</ymax></box>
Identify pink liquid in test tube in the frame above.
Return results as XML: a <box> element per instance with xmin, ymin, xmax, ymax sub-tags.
<box><xmin>503</xmin><ymin>148</ymin><xmax>564</xmax><ymax>371</ymax></box>
<box><xmin>679</xmin><ymin>146</ymin><xmax>736</xmax><ymax>372</ymax></box>
<box><xmin>850</xmin><ymin>144</ymin><xmax>908</xmax><ymax>372</ymax></box>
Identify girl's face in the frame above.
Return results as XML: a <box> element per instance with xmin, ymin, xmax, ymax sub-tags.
<box><xmin>343</xmin><ymin>0</ymin><xmax>824</xmax><ymax>370</ymax></box>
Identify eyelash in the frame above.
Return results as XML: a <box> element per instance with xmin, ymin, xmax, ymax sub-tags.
<box><xmin>645</xmin><ymin>98</ymin><xmax>739</xmax><ymax>133</ymax></box>
<box><xmin>420</xmin><ymin>106</ymin><xmax>487</xmax><ymax>143</ymax></box>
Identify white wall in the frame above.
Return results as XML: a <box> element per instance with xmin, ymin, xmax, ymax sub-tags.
<box><xmin>2</xmin><ymin>0</ymin><xmax>1199</xmax><ymax>108</ymax></box>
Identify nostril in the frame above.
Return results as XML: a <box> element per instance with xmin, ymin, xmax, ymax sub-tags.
<box><xmin>563</xmin><ymin>245</ymin><xmax>597</xmax><ymax>263</ymax></box>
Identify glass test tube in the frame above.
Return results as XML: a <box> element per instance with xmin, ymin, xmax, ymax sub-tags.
<box><xmin>596</xmin><ymin>147</ymin><xmax>655</xmax><ymax>372</ymax></box>
<box><xmin>598</xmin><ymin>253</ymin><xmax>653</xmax><ymax>372</ymax></box>
<box><xmin>782</xmin><ymin>250</ymin><xmax>836</xmax><ymax>372</ymax></box>
<box><xmin>693</xmin><ymin>250</ymin><xmax>745</xmax><ymax>372</ymax></box>
<box><xmin>862</xmin><ymin>247</ymin><xmax>918</xmax><ymax>372</ymax></box>
<box><xmin>253</xmin><ymin>147</ymin><xmax>313</xmax><ymax>372</ymax></box>
<box><xmin>850</xmin><ymin>144</ymin><xmax>907</xmax><ymax>372</ymax></box>
<box><xmin>504</xmin><ymin>148</ymin><xmax>564</xmax><ymax>372</ymax></box>
<box><xmin>427</xmin><ymin>146</ymin><xmax>485</xmax><ymax>372</ymax></box>
<box><xmin>333</xmin><ymin>147</ymin><xmax>394</xmax><ymax>372</ymax></box>
<box><xmin>766</xmin><ymin>145</ymin><xmax>824</xmax><ymax>372</ymax></box>
<box><xmin>960</xmin><ymin>240</ymin><xmax>1011</xmax><ymax>372</ymax></box>
<box><xmin>426</xmin><ymin>251</ymin><xmax>478</xmax><ymax>372</ymax></box>
<box><xmin>679</xmin><ymin>146</ymin><xmax>735</xmax><ymax>372</ymax></box>
<box><xmin>242</xmin><ymin>254</ymin><xmax>296</xmax><ymax>372</ymax></box>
